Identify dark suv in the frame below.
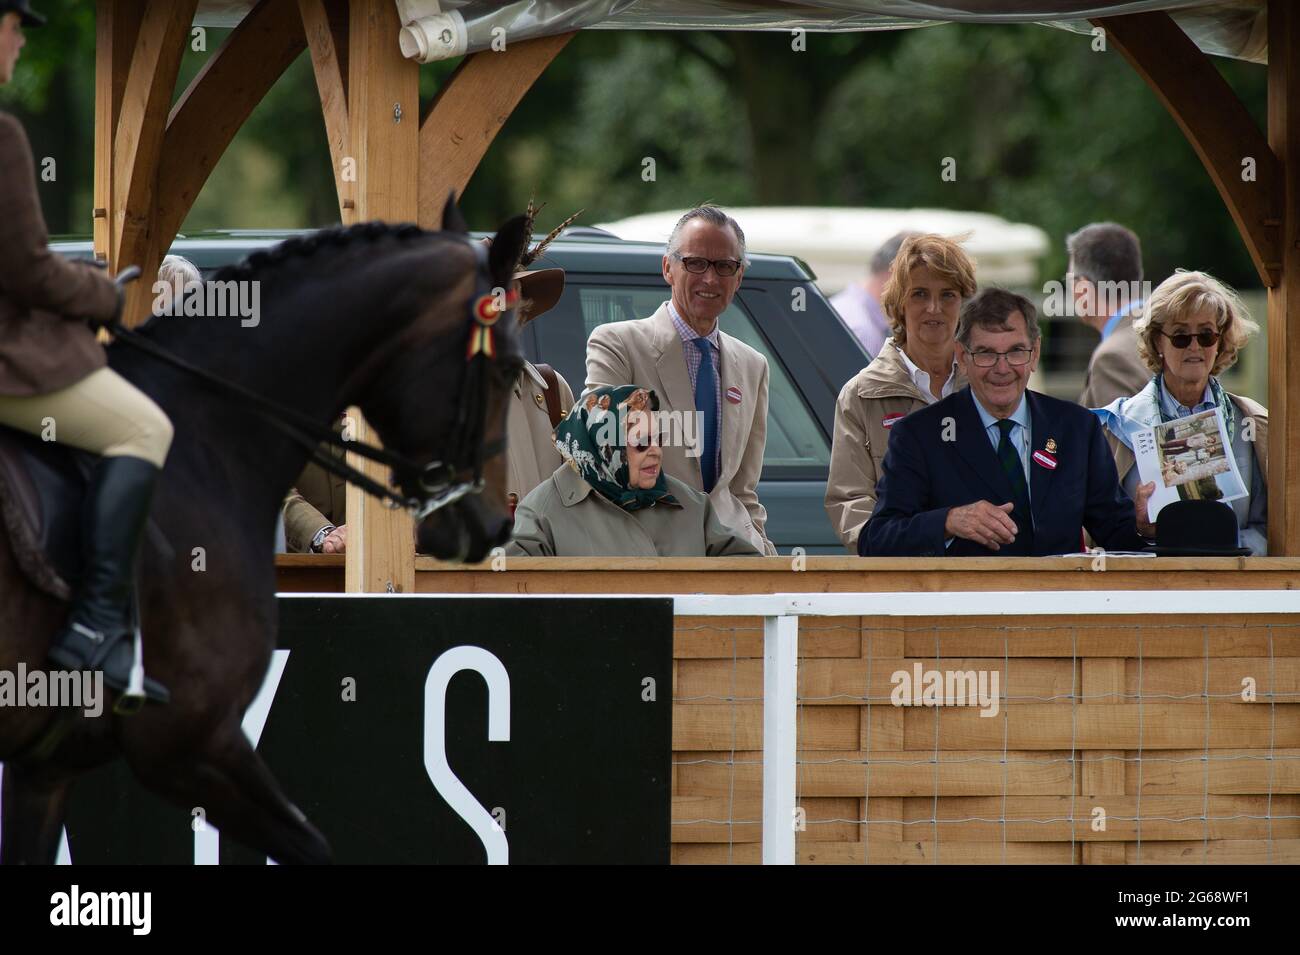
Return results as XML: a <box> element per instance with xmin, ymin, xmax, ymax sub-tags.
<box><xmin>53</xmin><ymin>229</ymin><xmax>868</xmax><ymax>553</ymax></box>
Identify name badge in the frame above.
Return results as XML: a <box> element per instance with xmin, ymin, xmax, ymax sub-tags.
<box><xmin>1032</xmin><ymin>450</ymin><xmax>1057</xmax><ymax>470</ymax></box>
<box><xmin>882</xmin><ymin>412</ymin><xmax>905</xmax><ymax>429</ymax></box>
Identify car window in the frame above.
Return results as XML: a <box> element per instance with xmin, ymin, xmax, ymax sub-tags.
<box><xmin>533</xmin><ymin>283</ymin><xmax>829</xmax><ymax>471</ymax></box>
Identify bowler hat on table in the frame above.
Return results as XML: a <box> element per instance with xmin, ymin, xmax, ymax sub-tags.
<box><xmin>1150</xmin><ymin>500</ymin><xmax>1251</xmax><ymax>557</ymax></box>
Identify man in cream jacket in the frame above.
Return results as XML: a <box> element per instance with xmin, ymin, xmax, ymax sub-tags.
<box><xmin>585</xmin><ymin>206</ymin><xmax>775</xmax><ymax>554</ymax></box>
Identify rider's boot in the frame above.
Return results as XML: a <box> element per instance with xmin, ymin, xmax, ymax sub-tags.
<box><xmin>47</xmin><ymin>455</ymin><xmax>170</xmax><ymax>705</ymax></box>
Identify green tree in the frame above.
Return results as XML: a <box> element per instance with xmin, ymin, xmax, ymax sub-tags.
<box><xmin>814</xmin><ymin>22</ymin><xmax>1266</xmax><ymax>290</ymax></box>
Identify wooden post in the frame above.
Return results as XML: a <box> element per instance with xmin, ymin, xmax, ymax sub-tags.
<box><xmin>93</xmin><ymin>0</ymin><xmax>145</xmax><ymax>266</ymax></box>
<box><xmin>343</xmin><ymin>0</ymin><xmax>419</xmax><ymax>594</ymax></box>
<box><xmin>301</xmin><ymin>14</ymin><xmax>567</xmax><ymax>586</ymax></box>
<box><xmin>1269</xmin><ymin>0</ymin><xmax>1300</xmax><ymax>555</ymax></box>
<box><xmin>1099</xmin><ymin>9</ymin><xmax>1295</xmax><ymax>552</ymax></box>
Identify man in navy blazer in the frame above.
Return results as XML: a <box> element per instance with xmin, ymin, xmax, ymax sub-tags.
<box><xmin>861</xmin><ymin>288</ymin><xmax>1152</xmax><ymax>557</ymax></box>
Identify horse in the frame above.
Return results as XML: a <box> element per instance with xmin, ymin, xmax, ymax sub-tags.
<box><xmin>0</xmin><ymin>199</ymin><xmax>529</xmax><ymax>864</ymax></box>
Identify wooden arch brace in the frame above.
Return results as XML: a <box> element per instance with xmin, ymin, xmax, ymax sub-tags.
<box><xmin>1094</xmin><ymin>12</ymin><xmax>1282</xmax><ymax>288</ymax></box>
<box><xmin>108</xmin><ymin>0</ymin><xmax>197</xmax><ymax>317</ymax></box>
<box><xmin>101</xmin><ymin>0</ymin><xmax>306</xmax><ymax>324</ymax></box>
<box><xmin>158</xmin><ymin>0</ymin><xmax>308</xmax><ymax>247</ymax></box>
<box><xmin>416</xmin><ymin>31</ymin><xmax>575</xmax><ymax>228</ymax></box>
<box><xmin>299</xmin><ymin>0</ymin><xmax>351</xmax><ymax>220</ymax></box>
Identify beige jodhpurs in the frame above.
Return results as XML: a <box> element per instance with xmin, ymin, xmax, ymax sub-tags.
<box><xmin>0</xmin><ymin>366</ymin><xmax>173</xmax><ymax>467</ymax></box>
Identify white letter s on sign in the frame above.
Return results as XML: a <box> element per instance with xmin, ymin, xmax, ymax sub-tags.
<box><xmin>424</xmin><ymin>646</ymin><xmax>511</xmax><ymax>864</ymax></box>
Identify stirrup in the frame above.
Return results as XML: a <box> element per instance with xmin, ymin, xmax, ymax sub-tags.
<box><xmin>100</xmin><ymin>635</ymin><xmax>171</xmax><ymax>707</ymax></box>
<box><xmin>48</xmin><ymin>623</ymin><xmax>170</xmax><ymax>709</ymax></box>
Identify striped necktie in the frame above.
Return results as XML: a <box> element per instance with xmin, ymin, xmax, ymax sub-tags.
<box><xmin>995</xmin><ymin>419</ymin><xmax>1031</xmax><ymax>531</ymax></box>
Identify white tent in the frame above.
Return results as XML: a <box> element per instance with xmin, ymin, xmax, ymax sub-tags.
<box><xmin>597</xmin><ymin>206</ymin><xmax>1050</xmax><ymax>293</ymax></box>
<box><xmin>196</xmin><ymin>1</ymin><xmax>1267</xmax><ymax>63</ymax></box>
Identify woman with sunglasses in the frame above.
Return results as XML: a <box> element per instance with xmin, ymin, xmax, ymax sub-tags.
<box><xmin>1094</xmin><ymin>270</ymin><xmax>1268</xmax><ymax>553</ymax></box>
<box><xmin>506</xmin><ymin>385</ymin><xmax>760</xmax><ymax>557</ymax></box>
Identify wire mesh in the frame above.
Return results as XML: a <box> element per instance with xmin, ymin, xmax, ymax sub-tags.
<box><xmin>672</xmin><ymin>612</ymin><xmax>1298</xmax><ymax>864</ymax></box>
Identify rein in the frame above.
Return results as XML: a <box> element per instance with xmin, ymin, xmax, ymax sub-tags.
<box><xmin>108</xmin><ymin>240</ymin><xmax>514</xmax><ymax>520</ymax></box>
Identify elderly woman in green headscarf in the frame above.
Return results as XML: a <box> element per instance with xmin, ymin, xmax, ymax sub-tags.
<box><xmin>506</xmin><ymin>385</ymin><xmax>760</xmax><ymax>557</ymax></box>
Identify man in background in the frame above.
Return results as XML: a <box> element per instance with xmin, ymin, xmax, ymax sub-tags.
<box><xmin>1069</xmin><ymin>222</ymin><xmax>1151</xmax><ymax>408</ymax></box>
<box><xmin>830</xmin><ymin>231</ymin><xmax>919</xmax><ymax>360</ymax></box>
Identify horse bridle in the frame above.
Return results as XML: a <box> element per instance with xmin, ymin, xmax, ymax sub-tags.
<box><xmin>108</xmin><ymin>240</ymin><xmax>519</xmax><ymax>521</ymax></box>
<box><xmin>393</xmin><ymin>238</ymin><xmax>519</xmax><ymax>519</ymax></box>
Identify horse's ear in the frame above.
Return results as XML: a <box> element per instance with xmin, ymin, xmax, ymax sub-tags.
<box><xmin>442</xmin><ymin>190</ymin><xmax>468</xmax><ymax>234</ymax></box>
<box><xmin>488</xmin><ymin>214</ymin><xmax>530</xmax><ymax>288</ymax></box>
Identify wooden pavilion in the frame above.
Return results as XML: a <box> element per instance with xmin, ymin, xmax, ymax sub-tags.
<box><xmin>92</xmin><ymin>0</ymin><xmax>1300</xmax><ymax>864</ymax></box>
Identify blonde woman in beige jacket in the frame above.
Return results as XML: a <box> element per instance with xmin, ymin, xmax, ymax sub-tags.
<box><xmin>825</xmin><ymin>234</ymin><xmax>978</xmax><ymax>552</ymax></box>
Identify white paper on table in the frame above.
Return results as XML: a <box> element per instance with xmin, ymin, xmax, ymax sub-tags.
<box><xmin>1132</xmin><ymin>408</ymin><xmax>1246</xmax><ymax>521</ymax></box>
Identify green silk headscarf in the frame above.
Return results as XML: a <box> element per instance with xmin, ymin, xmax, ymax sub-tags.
<box><xmin>555</xmin><ymin>385</ymin><xmax>679</xmax><ymax>511</ymax></box>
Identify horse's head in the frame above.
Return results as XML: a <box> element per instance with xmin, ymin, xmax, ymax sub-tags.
<box><xmin>355</xmin><ymin>200</ymin><xmax>530</xmax><ymax>563</ymax></box>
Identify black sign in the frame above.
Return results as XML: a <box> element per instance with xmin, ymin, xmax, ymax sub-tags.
<box><xmin>63</xmin><ymin>597</ymin><xmax>672</xmax><ymax>864</ymax></box>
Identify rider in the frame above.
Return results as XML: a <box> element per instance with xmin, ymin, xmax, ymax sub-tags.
<box><xmin>0</xmin><ymin>1</ymin><xmax>171</xmax><ymax>702</ymax></box>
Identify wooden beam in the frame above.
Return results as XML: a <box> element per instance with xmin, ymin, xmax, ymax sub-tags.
<box><xmin>155</xmin><ymin>0</ymin><xmax>307</xmax><ymax>250</ymax></box>
<box><xmin>416</xmin><ymin>31</ymin><xmax>573</xmax><ymax>228</ymax></box>
<box><xmin>93</xmin><ymin>0</ymin><xmax>146</xmax><ymax>266</ymax></box>
<box><xmin>111</xmin><ymin>0</ymin><xmax>198</xmax><ymax>326</ymax></box>
<box><xmin>1094</xmin><ymin>12</ymin><xmax>1282</xmax><ymax>288</ymax></box>
<box><xmin>1268</xmin><ymin>0</ymin><xmax>1300</xmax><ymax>555</ymax></box>
<box><xmin>298</xmin><ymin>0</ymin><xmax>351</xmax><ymax>220</ymax></box>
<box><xmin>343</xmin><ymin>0</ymin><xmax>419</xmax><ymax>594</ymax></box>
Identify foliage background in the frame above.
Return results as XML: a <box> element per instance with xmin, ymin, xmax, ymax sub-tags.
<box><xmin>0</xmin><ymin>1</ymin><xmax>1267</xmax><ymax>294</ymax></box>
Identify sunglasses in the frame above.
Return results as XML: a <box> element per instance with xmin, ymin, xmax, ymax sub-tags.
<box><xmin>1160</xmin><ymin>329</ymin><xmax>1220</xmax><ymax>349</ymax></box>
<box><xmin>627</xmin><ymin>431</ymin><xmax>665</xmax><ymax>452</ymax></box>
<box><xmin>673</xmin><ymin>254</ymin><xmax>743</xmax><ymax>277</ymax></box>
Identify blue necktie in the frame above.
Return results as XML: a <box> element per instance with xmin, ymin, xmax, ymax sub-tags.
<box><xmin>693</xmin><ymin>338</ymin><xmax>719</xmax><ymax>492</ymax></box>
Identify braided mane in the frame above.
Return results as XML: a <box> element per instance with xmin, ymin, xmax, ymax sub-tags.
<box><xmin>210</xmin><ymin>221</ymin><xmax>434</xmax><ymax>284</ymax></box>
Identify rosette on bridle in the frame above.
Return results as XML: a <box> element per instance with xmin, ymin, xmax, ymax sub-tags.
<box><xmin>467</xmin><ymin>286</ymin><xmax>520</xmax><ymax>359</ymax></box>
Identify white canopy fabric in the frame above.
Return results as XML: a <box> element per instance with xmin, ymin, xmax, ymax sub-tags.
<box><xmin>196</xmin><ymin>1</ymin><xmax>1267</xmax><ymax>63</ymax></box>
<box><xmin>597</xmin><ymin>206</ymin><xmax>1051</xmax><ymax>292</ymax></box>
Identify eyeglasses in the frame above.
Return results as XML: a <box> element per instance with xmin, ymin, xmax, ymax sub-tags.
<box><xmin>968</xmin><ymin>347</ymin><xmax>1033</xmax><ymax>368</ymax></box>
<box><xmin>1160</xmin><ymin>329</ymin><xmax>1220</xmax><ymax>349</ymax></box>
<box><xmin>672</xmin><ymin>254</ymin><xmax>744</xmax><ymax>277</ymax></box>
